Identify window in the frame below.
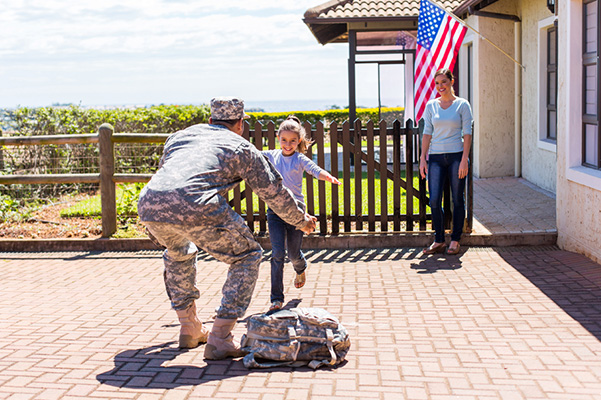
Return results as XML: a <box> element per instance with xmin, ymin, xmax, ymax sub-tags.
<box><xmin>583</xmin><ymin>0</ymin><xmax>600</xmax><ymax>168</ymax></box>
<box><xmin>546</xmin><ymin>24</ymin><xmax>558</xmax><ymax>141</ymax></box>
<box><xmin>538</xmin><ymin>16</ymin><xmax>558</xmax><ymax>150</ymax></box>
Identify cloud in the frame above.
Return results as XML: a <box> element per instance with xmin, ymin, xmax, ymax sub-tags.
<box><xmin>1</xmin><ymin>2</ymin><xmax>317</xmax><ymax>57</ymax></box>
<box><xmin>0</xmin><ymin>1</ymin><xmax>353</xmax><ymax>108</ymax></box>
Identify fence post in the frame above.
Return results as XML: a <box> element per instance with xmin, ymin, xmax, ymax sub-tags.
<box><xmin>0</xmin><ymin>130</ymin><xmax>3</xmax><ymax>170</ymax></box>
<box><xmin>98</xmin><ymin>123</ymin><xmax>117</xmax><ymax>237</ymax></box>
<box><xmin>405</xmin><ymin>119</ymin><xmax>415</xmax><ymax>231</ymax></box>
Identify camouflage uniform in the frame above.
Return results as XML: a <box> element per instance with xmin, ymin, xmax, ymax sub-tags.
<box><xmin>138</xmin><ymin>99</ymin><xmax>309</xmax><ymax>320</ymax></box>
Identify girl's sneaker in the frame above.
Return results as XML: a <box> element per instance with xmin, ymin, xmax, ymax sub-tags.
<box><xmin>269</xmin><ymin>301</ymin><xmax>283</xmax><ymax>312</ymax></box>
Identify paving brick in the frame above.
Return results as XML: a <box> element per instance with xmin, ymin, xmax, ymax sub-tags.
<box><xmin>2</xmin><ymin>238</ymin><xmax>601</xmax><ymax>400</ymax></box>
<box><xmin>35</xmin><ymin>388</ymin><xmax>69</xmax><ymax>400</ymax></box>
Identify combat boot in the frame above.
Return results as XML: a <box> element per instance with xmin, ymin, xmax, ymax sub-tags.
<box><xmin>203</xmin><ymin>317</ymin><xmax>247</xmax><ymax>360</ymax></box>
<box><xmin>175</xmin><ymin>301</ymin><xmax>209</xmax><ymax>349</ymax></box>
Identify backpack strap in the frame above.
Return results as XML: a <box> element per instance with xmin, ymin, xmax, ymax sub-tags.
<box><xmin>306</xmin><ymin>328</ymin><xmax>337</xmax><ymax>369</ymax></box>
<box><xmin>242</xmin><ymin>352</ymin><xmax>308</xmax><ymax>369</ymax></box>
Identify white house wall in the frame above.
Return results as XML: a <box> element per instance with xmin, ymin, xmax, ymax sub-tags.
<box><xmin>556</xmin><ymin>0</ymin><xmax>601</xmax><ymax>264</ymax></box>
<box><xmin>519</xmin><ymin>0</ymin><xmax>557</xmax><ymax>192</ymax></box>
<box><xmin>467</xmin><ymin>0</ymin><xmax>517</xmax><ymax>178</ymax></box>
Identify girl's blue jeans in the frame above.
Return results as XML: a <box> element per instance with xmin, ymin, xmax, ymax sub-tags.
<box><xmin>427</xmin><ymin>152</ymin><xmax>466</xmax><ymax>243</ymax></box>
<box><xmin>267</xmin><ymin>210</ymin><xmax>307</xmax><ymax>303</ymax></box>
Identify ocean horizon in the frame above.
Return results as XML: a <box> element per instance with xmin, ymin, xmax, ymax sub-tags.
<box><xmin>243</xmin><ymin>98</ymin><xmax>380</xmax><ymax>113</ymax></box>
<box><xmin>0</xmin><ymin>98</ymin><xmax>388</xmax><ymax>113</ymax></box>
<box><xmin>0</xmin><ymin>98</ymin><xmax>402</xmax><ymax>131</ymax></box>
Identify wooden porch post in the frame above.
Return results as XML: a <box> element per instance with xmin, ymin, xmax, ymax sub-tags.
<box><xmin>348</xmin><ymin>30</ymin><xmax>357</xmax><ymax>123</ymax></box>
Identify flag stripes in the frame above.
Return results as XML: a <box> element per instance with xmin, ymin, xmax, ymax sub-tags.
<box><xmin>414</xmin><ymin>0</ymin><xmax>467</xmax><ymax>121</ymax></box>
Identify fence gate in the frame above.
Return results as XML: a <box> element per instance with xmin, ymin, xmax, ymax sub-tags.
<box><xmin>228</xmin><ymin>119</ymin><xmax>467</xmax><ymax>236</ymax></box>
<box><xmin>0</xmin><ymin>120</ymin><xmax>472</xmax><ymax>237</ymax></box>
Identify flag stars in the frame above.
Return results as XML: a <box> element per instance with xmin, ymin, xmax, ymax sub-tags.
<box><xmin>417</xmin><ymin>0</ymin><xmax>445</xmax><ymax>49</ymax></box>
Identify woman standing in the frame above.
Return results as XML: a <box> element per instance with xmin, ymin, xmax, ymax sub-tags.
<box><xmin>419</xmin><ymin>68</ymin><xmax>473</xmax><ymax>255</ymax></box>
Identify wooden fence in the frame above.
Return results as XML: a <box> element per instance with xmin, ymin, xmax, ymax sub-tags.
<box><xmin>0</xmin><ymin>121</ymin><xmax>473</xmax><ymax>238</ymax></box>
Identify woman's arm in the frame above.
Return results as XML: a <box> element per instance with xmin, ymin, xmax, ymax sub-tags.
<box><xmin>458</xmin><ymin>134</ymin><xmax>472</xmax><ymax>179</ymax></box>
<box><xmin>419</xmin><ymin>102</ymin><xmax>434</xmax><ymax>179</ymax></box>
<box><xmin>458</xmin><ymin>101</ymin><xmax>473</xmax><ymax>179</ymax></box>
<box><xmin>419</xmin><ymin>134</ymin><xmax>432</xmax><ymax>179</ymax></box>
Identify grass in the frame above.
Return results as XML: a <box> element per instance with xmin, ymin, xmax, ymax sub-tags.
<box><xmin>60</xmin><ymin>171</ymin><xmax>427</xmax><ymax>221</ymax></box>
<box><xmin>230</xmin><ymin>171</ymin><xmax>428</xmax><ymax>217</ymax></box>
<box><xmin>60</xmin><ymin>196</ymin><xmax>101</xmax><ymax>218</ymax></box>
<box><xmin>60</xmin><ymin>184</ymin><xmax>140</xmax><ymax>218</ymax></box>
<box><xmin>112</xmin><ymin>224</ymin><xmax>143</xmax><ymax>238</ymax></box>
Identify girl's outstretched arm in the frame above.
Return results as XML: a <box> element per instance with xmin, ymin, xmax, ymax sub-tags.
<box><xmin>319</xmin><ymin>171</ymin><xmax>341</xmax><ymax>185</ymax></box>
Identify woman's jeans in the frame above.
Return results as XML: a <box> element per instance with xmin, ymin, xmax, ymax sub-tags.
<box><xmin>428</xmin><ymin>152</ymin><xmax>466</xmax><ymax>243</ymax></box>
<box><xmin>267</xmin><ymin>210</ymin><xmax>307</xmax><ymax>303</ymax></box>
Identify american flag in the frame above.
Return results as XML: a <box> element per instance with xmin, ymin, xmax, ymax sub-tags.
<box><xmin>414</xmin><ymin>0</ymin><xmax>467</xmax><ymax>121</ymax></box>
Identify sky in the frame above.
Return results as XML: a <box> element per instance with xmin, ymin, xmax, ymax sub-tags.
<box><xmin>0</xmin><ymin>0</ymin><xmax>382</xmax><ymax>111</ymax></box>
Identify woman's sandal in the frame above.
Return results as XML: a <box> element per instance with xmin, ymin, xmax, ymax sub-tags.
<box><xmin>423</xmin><ymin>242</ymin><xmax>447</xmax><ymax>255</ymax></box>
<box><xmin>447</xmin><ymin>243</ymin><xmax>461</xmax><ymax>255</ymax></box>
<box><xmin>294</xmin><ymin>271</ymin><xmax>306</xmax><ymax>289</ymax></box>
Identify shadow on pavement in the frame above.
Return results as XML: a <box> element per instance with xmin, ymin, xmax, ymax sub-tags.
<box><xmin>410</xmin><ymin>253</ymin><xmax>463</xmax><ymax>274</ymax></box>
<box><xmin>96</xmin><ymin>339</ymin><xmax>342</xmax><ymax>389</ymax></box>
<box><xmin>302</xmin><ymin>247</ymin><xmax>424</xmax><ymax>263</ymax></box>
<box><xmin>96</xmin><ymin>342</ymin><xmax>249</xmax><ymax>389</ymax></box>
<box><xmin>302</xmin><ymin>247</ymin><xmax>463</xmax><ymax>273</ymax></box>
<box><xmin>498</xmin><ymin>248</ymin><xmax>601</xmax><ymax>341</ymax></box>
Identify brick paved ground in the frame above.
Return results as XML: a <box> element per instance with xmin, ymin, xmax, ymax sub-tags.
<box><xmin>1</xmin><ymin>245</ymin><xmax>601</xmax><ymax>399</ymax></box>
<box><xmin>472</xmin><ymin>177</ymin><xmax>556</xmax><ymax>235</ymax></box>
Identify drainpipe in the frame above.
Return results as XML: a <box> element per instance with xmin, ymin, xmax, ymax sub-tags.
<box><xmin>515</xmin><ymin>20</ymin><xmax>522</xmax><ymax>177</ymax></box>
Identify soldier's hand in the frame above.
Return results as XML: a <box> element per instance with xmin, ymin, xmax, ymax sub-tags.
<box><xmin>300</xmin><ymin>214</ymin><xmax>317</xmax><ymax>234</ymax></box>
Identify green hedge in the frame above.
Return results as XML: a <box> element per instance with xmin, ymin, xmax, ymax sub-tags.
<box><xmin>5</xmin><ymin>104</ymin><xmax>211</xmax><ymax>136</ymax></box>
<box><xmin>3</xmin><ymin>104</ymin><xmax>404</xmax><ymax>136</ymax></box>
<box><xmin>248</xmin><ymin>107</ymin><xmax>404</xmax><ymax>127</ymax></box>
<box><xmin>0</xmin><ymin>104</ymin><xmax>403</xmax><ymax>200</ymax></box>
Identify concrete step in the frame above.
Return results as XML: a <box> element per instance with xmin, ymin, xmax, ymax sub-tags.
<box><xmin>0</xmin><ymin>229</ymin><xmax>557</xmax><ymax>252</ymax></box>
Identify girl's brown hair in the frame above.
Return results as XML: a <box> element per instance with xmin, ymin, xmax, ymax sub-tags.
<box><xmin>277</xmin><ymin>115</ymin><xmax>314</xmax><ymax>154</ymax></box>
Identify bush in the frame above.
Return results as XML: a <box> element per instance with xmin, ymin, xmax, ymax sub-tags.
<box><xmin>4</xmin><ymin>104</ymin><xmax>212</xmax><ymax>137</ymax></box>
<box><xmin>1</xmin><ymin>104</ymin><xmax>404</xmax><ymax>201</ymax></box>
<box><xmin>3</xmin><ymin>104</ymin><xmax>403</xmax><ymax>136</ymax></box>
<box><xmin>248</xmin><ymin>107</ymin><xmax>404</xmax><ymax>127</ymax></box>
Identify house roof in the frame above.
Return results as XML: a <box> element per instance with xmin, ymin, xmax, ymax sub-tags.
<box><xmin>304</xmin><ymin>0</ymin><xmax>465</xmax><ymax>44</ymax></box>
<box><xmin>454</xmin><ymin>0</ymin><xmax>501</xmax><ymax>17</ymax></box>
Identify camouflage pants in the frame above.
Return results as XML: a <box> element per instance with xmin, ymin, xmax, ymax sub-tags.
<box><xmin>143</xmin><ymin>212</ymin><xmax>262</xmax><ymax>319</ymax></box>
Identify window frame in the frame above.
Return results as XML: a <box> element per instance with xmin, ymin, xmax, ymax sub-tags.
<box><xmin>546</xmin><ymin>23</ymin><xmax>558</xmax><ymax>141</ymax></box>
<box><xmin>582</xmin><ymin>0</ymin><xmax>600</xmax><ymax>169</ymax></box>
<box><xmin>538</xmin><ymin>15</ymin><xmax>559</xmax><ymax>152</ymax></box>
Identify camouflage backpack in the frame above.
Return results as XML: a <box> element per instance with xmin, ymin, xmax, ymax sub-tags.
<box><xmin>240</xmin><ymin>307</ymin><xmax>351</xmax><ymax>369</ymax></box>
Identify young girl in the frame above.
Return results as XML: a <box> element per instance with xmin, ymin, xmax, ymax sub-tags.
<box><xmin>262</xmin><ymin>115</ymin><xmax>341</xmax><ymax>312</ymax></box>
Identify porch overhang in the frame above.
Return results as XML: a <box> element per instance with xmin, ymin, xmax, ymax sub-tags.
<box><xmin>454</xmin><ymin>0</ymin><xmax>501</xmax><ymax>18</ymax></box>
<box><xmin>304</xmin><ymin>0</ymin><xmax>466</xmax><ymax>45</ymax></box>
<box><xmin>303</xmin><ymin>0</ymin><xmax>463</xmax><ymax>122</ymax></box>
<box><xmin>303</xmin><ymin>0</ymin><xmax>425</xmax><ymax>45</ymax></box>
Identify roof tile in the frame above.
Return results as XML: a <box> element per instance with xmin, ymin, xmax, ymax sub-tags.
<box><xmin>308</xmin><ymin>0</ymin><xmax>462</xmax><ymax>19</ymax></box>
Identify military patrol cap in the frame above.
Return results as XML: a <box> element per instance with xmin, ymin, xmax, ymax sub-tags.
<box><xmin>210</xmin><ymin>96</ymin><xmax>250</xmax><ymax>120</ymax></box>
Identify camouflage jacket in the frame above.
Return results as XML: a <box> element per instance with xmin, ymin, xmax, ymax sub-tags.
<box><xmin>138</xmin><ymin>123</ymin><xmax>309</xmax><ymax>229</ymax></box>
